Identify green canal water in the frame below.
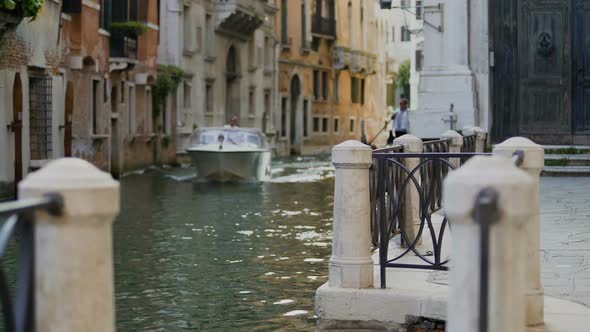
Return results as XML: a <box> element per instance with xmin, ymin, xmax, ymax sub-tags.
<box><xmin>114</xmin><ymin>156</ymin><xmax>335</xmax><ymax>331</ymax></box>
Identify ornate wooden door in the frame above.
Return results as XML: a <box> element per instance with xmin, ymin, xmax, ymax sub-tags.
<box><xmin>573</xmin><ymin>0</ymin><xmax>590</xmax><ymax>137</ymax></box>
<box><xmin>518</xmin><ymin>0</ymin><xmax>572</xmax><ymax>144</ymax></box>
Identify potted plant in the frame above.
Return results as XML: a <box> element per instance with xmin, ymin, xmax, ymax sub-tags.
<box><xmin>110</xmin><ymin>21</ymin><xmax>148</xmax><ymax>38</ymax></box>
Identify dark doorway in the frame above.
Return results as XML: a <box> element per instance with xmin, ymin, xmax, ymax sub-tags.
<box><xmin>290</xmin><ymin>75</ymin><xmax>302</xmax><ymax>154</ymax></box>
<box><xmin>12</xmin><ymin>73</ymin><xmax>23</xmax><ymax>191</ymax></box>
<box><xmin>492</xmin><ymin>0</ymin><xmax>590</xmax><ymax>144</ymax></box>
<box><xmin>225</xmin><ymin>46</ymin><xmax>240</xmax><ymax>124</ymax></box>
<box><xmin>64</xmin><ymin>81</ymin><xmax>74</xmax><ymax>157</ymax></box>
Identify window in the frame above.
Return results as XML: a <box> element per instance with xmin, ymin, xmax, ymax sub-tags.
<box><xmin>347</xmin><ymin>2</ymin><xmax>353</xmax><ymax>49</ymax></box>
<box><xmin>322</xmin><ymin>117</ymin><xmax>329</xmax><ymax>133</ymax></box>
<box><xmin>391</xmin><ymin>26</ymin><xmax>395</xmax><ymax>42</ymax></box>
<box><xmin>313</xmin><ymin>70</ymin><xmax>320</xmax><ymax>100</ymax></box>
<box><xmin>263</xmin><ymin>90</ymin><xmax>271</xmax><ymax>132</ymax></box>
<box><xmin>401</xmin><ymin>26</ymin><xmax>411</xmax><ymax>42</ymax></box>
<box><xmin>184</xmin><ymin>82</ymin><xmax>191</xmax><ymax>108</ymax></box>
<box><xmin>146</xmin><ymin>88</ymin><xmax>153</xmax><ymax>133</ymax></box>
<box><xmin>416</xmin><ymin>49</ymin><xmax>424</xmax><ymax>72</ymax></box>
<box><xmin>264</xmin><ymin>37</ymin><xmax>271</xmax><ymax>67</ymax></box>
<box><xmin>303</xmin><ymin>99</ymin><xmax>309</xmax><ymax>137</ymax></box>
<box><xmin>416</xmin><ymin>1</ymin><xmax>423</xmax><ymax>20</ymax></box>
<box><xmin>99</xmin><ymin>0</ymin><xmax>111</xmax><ymax>30</ymax></box>
<box><xmin>360</xmin><ymin>78</ymin><xmax>365</xmax><ymax>105</ymax></box>
<box><xmin>205</xmin><ymin>14</ymin><xmax>213</xmax><ymax>57</ymax></box>
<box><xmin>334</xmin><ymin>72</ymin><xmax>340</xmax><ymax>103</ymax></box>
<box><xmin>29</xmin><ymin>73</ymin><xmax>52</xmax><ymax>160</ymax></box>
<box><xmin>351</xmin><ymin>77</ymin><xmax>360</xmax><ymax>103</ymax></box>
<box><xmin>196</xmin><ymin>26</ymin><xmax>202</xmax><ymax>52</ymax></box>
<box><xmin>349</xmin><ymin>118</ymin><xmax>356</xmax><ymax>133</ymax></box>
<box><xmin>205</xmin><ymin>81</ymin><xmax>213</xmax><ymax>113</ymax></box>
<box><xmin>281</xmin><ymin>0</ymin><xmax>288</xmax><ymax>45</ymax></box>
<box><xmin>301</xmin><ymin>1</ymin><xmax>307</xmax><ymax>49</ymax></box>
<box><xmin>312</xmin><ymin>117</ymin><xmax>320</xmax><ymax>133</ymax></box>
<box><xmin>258</xmin><ymin>46</ymin><xmax>263</xmax><ymax>67</ymax></box>
<box><xmin>311</xmin><ymin>37</ymin><xmax>320</xmax><ymax>51</ymax></box>
<box><xmin>249</xmin><ymin>88</ymin><xmax>255</xmax><ymax>115</ymax></box>
<box><xmin>333</xmin><ymin>117</ymin><xmax>340</xmax><ymax>133</ymax></box>
<box><xmin>103</xmin><ymin>78</ymin><xmax>108</xmax><ymax>102</ymax></box>
<box><xmin>400</xmin><ymin>0</ymin><xmax>409</xmax><ymax>8</ymax></box>
<box><xmin>183</xmin><ymin>5</ymin><xmax>195</xmax><ymax>53</ymax></box>
<box><xmin>128</xmin><ymin>85</ymin><xmax>135</xmax><ymax>135</ymax></box>
<box><xmin>92</xmin><ymin>80</ymin><xmax>100</xmax><ymax>134</ymax></box>
<box><xmin>281</xmin><ymin>97</ymin><xmax>288</xmax><ymax>137</ymax></box>
<box><xmin>120</xmin><ymin>81</ymin><xmax>125</xmax><ymax>104</ymax></box>
<box><xmin>322</xmin><ymin>71</ymin><xmax>329</xmax><ymax>100</ymax></box>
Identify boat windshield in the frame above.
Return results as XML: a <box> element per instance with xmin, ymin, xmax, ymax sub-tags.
<box><xmin>191</xmin><ymin>128</ymin><xmax>267</xmax><ymax>148</ymax></box>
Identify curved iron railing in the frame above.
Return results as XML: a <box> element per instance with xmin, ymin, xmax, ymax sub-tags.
<box><xmin>423</xmin><ymin>138</ymin><xmax>450</xmax><ymax>153</ymax></box>
<box><xmin>369</xmin><ymin>144</ymin><xmax>404</xmax><ymax>250</ymax></box>
<box><xmin>372</xmin><ymin>151</ymin><xmax>492</xmax><ymax>288</ymax></box>
<box><xmin>0</xmin><ymin>193</ymin><xmax>63</xmax><ymax>332</ymax></box>
<box><xmin>461</xmin><ymin>134</ymin><xmax>477</xmax><ymax>164</ymax></box>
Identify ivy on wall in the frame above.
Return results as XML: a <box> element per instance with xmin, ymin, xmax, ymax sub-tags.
<box><xmin>153</xmin><ymin>65</ymin><xmax>184</xmax><ymax>119</ymax></box>
<box><xmin>0</xmin><ymin>0</ymin><xmax>44</xmax><ymax>19</ymax></box>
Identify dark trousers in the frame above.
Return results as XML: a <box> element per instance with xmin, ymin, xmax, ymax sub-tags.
<box><xmin>395</xmin><ymin>130</ymin><xmax>408</xmax><ymax>138</ymax></box>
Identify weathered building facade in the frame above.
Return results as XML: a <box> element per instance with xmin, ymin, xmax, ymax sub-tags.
<box><xmin>0</xmin><ymin>0</ymin><xmax>64</xmax><ymax>198</ymax></box>
<box><xmin>276</xmin><ymin>0</ymin><xmax>391</xmax><ymax>155</ymax></box>
<box><xmin>159</xmin><ymin>0</ymin><xmax>279</xmax><ymax>156</ymax></box>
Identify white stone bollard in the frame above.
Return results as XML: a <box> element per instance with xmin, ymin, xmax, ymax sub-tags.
<box><xmin>463</xmin><ymin>126</ymin><xmax>488</xmax><ymax>153</ymax></box>
<box><xmin>493</xmin><ymin>137</ymin><xmax>545</xmax><ymax>326</ymax></box>
<box><xmin>329</xmin><ymin>141</ymin><xmax>373</xmax><ymax>288</ymax></box>
<box><xmin>444</xmin><ymin>156</ymin><xmax>534</xmax><ymax>332</ymax></box>
<box><xmin>440</xmin><ymin>130</ymin><xmax>464</xmax><ymax>168</ymax></box>
<box><xmin>19</xmin><ymin>158</ymin><xmax>120</xmax><ymax>332</ymax></box>
<box><xmin>393</xmin><ymin>134</ymin><xmax>423</xmax><ymax>246</ymax></box>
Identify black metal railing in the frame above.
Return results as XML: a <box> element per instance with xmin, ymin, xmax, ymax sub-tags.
<box><xmin>0</xmin><ymin>194</ymin><xmax>63</xmax><ymax>332</ymax></box>
<box><xmin>311</xmin><ymin>16</ymin><xmax>336</xmax><ymax>37</ymax></box>
<box><xmin>461</xmin><ymin>134</ymin><xmax>477</xmax><ymax>164</ymax></box>
<box><xmin>369</xmin><ymin>144</ymin><xmax>404</xmax><ymax>249</ymax></box>
<box><xmin>371</xmin><ymin>150</ymin><xmax>492</xmax><ymax>288</ymax></box>
<box><xmin>110</xmin><ymin>35</ymin><xmax>138</xmax><ymax>59</ymax></box>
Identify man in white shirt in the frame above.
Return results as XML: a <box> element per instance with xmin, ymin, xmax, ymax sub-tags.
<box><xmin>393</xmin><ymin>97</ymin><xmax>409</xmax><ymax>138</ymax></box>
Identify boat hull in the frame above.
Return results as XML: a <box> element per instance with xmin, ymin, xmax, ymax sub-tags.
<box><xmin>188</xmin><ymin>149</ymin><xmax>272</xmax><ymax>182</ymax></box>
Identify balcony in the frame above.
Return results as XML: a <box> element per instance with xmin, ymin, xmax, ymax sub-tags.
<box><xmin>213</xmin><ymin>0</ymin><xmax>264</xmax><ymax>41</ymax></box>
<box><xmin>333</xmin><ymin>46</ymin><xmax>377</xmax><ymax>75</ymax></box>
<box><xmin>311</xmin><ymin>16</ymin><xmax>336</xmax><ymax>38</ymax></box>
<box><xmin>110</xmin><ymin>35</ymin><xmax>138</xmax><ymax>60</ymax></box>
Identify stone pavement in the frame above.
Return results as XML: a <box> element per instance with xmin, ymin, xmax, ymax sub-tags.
<box><xmin>540</xmin><ymin>176</ymin><xmax>590</xmax><ymax>307</ymax></box>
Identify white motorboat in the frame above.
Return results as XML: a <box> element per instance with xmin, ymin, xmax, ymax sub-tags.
<box><xmin>187</xmin><ymin>127</ymin><xmax>272</xmax><ymax>182</ymax></box>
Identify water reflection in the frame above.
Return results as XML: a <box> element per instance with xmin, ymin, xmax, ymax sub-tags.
<box><xmin>114</xmin><ymin>155</ymin><xmax>334</xmax><ymax>331</ymax></box>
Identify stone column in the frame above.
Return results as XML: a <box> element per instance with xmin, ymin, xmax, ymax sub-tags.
<box><xmin>19</xmin><ymin>158</ymin><xmax>120</xmax><ymax>332</ymax></box>
<box><xmin>393</xmin><ymin>134</ymin><xmax>423</xmax><ymax>246</ymax></box>
<box><xmin>463</xmin><ymin>126</ymin><xmax>487</xmax><ymax>152</ymax></box>
<box><xmin>440</xmin><ymin>130</ymin><xmax>463</xmax><ymax>168</ymax></box>
<box><xmin>444</xmin><ymin>156</ymin><xmax>534</xmax><ymax>332</ymax></box>
<box><xmin>493</xmin><ymin>137</ymin><xmax>545</xmax><ymax>326</ymax></box>
<box><xmin>329</xmin><ymin>141</ymin><xmax>373</xmax><ymax>288</ymax></box>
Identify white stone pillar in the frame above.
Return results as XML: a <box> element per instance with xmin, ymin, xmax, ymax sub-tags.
<box><xmin>393</xmin><ymin>134</ymin><xmax>423</xmax><ymax>245</ymax></box>
<box><xmin>463</xmin><ymin>126</ymin><xmax>487</xmax><ymax>153</ymax></box>
<box><xmin>329</xmin><ymin>141</ymin><xmax>373</xmax><ymax>288</ymax></box>
<box><xmin>19</xmin><ymin>158</ymin><xmax>120</xmax><ymax>332</ymax></box>
<box><xmin>440</xmin><ymin>130</ymin><xmax>463</xmax><ymax>168</ymax></box>
<box><xmin>493</xmin><ymin>137</ymin><xmax>545</xmax><ymax>326</ymax></box>
<box><xmin>444</xmin><ymin>156</ymin><xmax>534</xmax><ymax>332</ymax></box>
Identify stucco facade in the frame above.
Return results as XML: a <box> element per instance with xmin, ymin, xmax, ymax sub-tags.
<box><xmin>0</xmin><ymin>1</ymin><xmax>64</xmax><ymax>198</ymax></box>
<box><xmin>276</xmin><ymin>0</ymin><xmax>393</xmax><ymax>155</ymax></box>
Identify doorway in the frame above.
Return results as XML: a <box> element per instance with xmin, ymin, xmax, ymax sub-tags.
<box><xmin>64</xmin><ymin>81</ymin><xmax>74</xmax><ymax>157</ymax></box>
<box><xmin>12</xmin><ymin>73</ymin><xmax>23</xmax><ymax>191</ymax></box>
<box><xmin>225</xmin><ymin>46</ymin><xmax>240</xmax><ymax>124</ymax></box>
<box><xmin>290</xmin><ymin>75</ymin><xmax>302</xmax><ymax>154</ymax></box>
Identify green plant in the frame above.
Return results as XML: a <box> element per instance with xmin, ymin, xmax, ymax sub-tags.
<box><xmin>545</xmin><ymin>158</ymin><xmax>568</xmax><ymax>167</ymax></box>
<box><xmin>0</xmin><ymin>0</ymin><xmax>44</xmax><ymax>19</ymax></box>
<box><xmin>110</xmin><ymin>21</ymin><xmax>148</xmax><ymax>37</ymax></box>
<box><xmin>545</xmin><ymin>147</ymin><xmax>586</xmax><ymax>155</ymax></box>
<box><xmin>153</xmin><ymin>65</ymin><xmax>184</xmax><ymax>119</ymax></box>
<box><xmin>398</xmin><ymin>60</ymin><xmax>411</xmax><ymax>101</ymax></box>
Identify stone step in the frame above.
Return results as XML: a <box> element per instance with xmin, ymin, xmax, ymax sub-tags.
<box><xmin>543</xmin><ymin>145</ymin><xmax>590</xmax><ymax>155</ymax></box>
<box><xmin>542</xmin><ymin>166</ymin><xmax>590</xmax><ymax>177</ymax></box>
<box><xmin>545</xmin><ymin>154</ymin><xmax>590</xmax><ymax>167</ymax></box>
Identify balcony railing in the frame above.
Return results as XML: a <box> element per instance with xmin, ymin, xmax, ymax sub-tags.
<box><xmin>311</xmin><ymin>16</ymin><xmax>336</xmax><ymax>37</ymax></box>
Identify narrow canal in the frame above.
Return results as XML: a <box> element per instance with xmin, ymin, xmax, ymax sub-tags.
<box><xmin>113</xmin><ymin>155</ymin><xmax>335</xmax><ymax>331</ymax></box>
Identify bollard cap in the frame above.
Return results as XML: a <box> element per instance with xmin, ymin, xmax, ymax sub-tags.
<box><xmin>394</xmin><ymin>134</ymin><xmax>423</xmax><ymax>152</ymax></box>
<box><xmin>332</xmin><ymin>140</ymin><xmax>372</xmax><ymax>168</ymax></box>
<box><xmin>440</xmin><ymin>130</ymin><xmax>464</xmax><ymax>147</ymax></box>
<box><xmin>493</xmin><ymin>137</ymin><xmax>544</xmax><ymax>171</ymax></box>
<box><xmin>443</xmin><ymin>156</ymin><xmax>534</xmax><ymax>225</ymax></box>
<box><xmin>19</xmin><ymin>158</ymin><xmax>120</xmax><ymax>218</ymax></box>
